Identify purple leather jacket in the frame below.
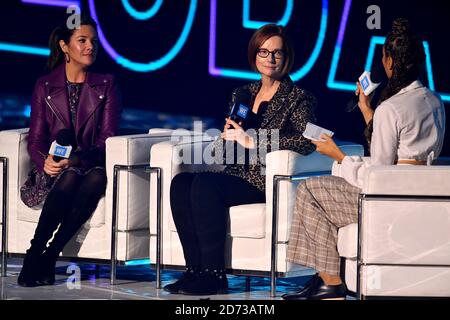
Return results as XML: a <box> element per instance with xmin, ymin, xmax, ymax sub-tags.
<box><xmin>28</xmin><ymin>63</ymin><xmax>122</xmax><ymax>172</ymax></box>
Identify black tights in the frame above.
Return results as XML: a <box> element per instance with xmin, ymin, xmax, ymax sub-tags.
<box><xmin>170</xmin><ymin>172</ymin><xmax>265</xmax><ymax>269</ymax></box>
<box><xmin>28</xmin><ymin>168</ymin><xmax>107</xmax><ymax>258</ymax></box>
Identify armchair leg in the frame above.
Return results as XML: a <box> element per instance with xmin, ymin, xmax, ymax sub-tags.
<box><xmin>110</xmin><ymin>166</ymin><xmax>120</xmax><ymax>285</ymax></box>
<box><xmin>153</xmin><ymin>168</ymin><xmax>162</xmax><ymax>289</ymax></box>
<box><xmin>270</xmin><ymin>176</ymin><xmax>284</xmax><ymax>298</ymax></box>
<box><xmin>339</xmin><ymin>257</ymin><xmax>346</xmax><ymax>286</ymax></box>
<box><xmin>245</xmin><ymin>276</ymin><xmax>251</xmax><ymax>292</ymax></box>
<box><xmin>109</xmin><ymin>164</ymin><xmax>160</xmax><ymax>285</ymax></box>
<box><xmin>1</xmin><ymin>157</ymin><xmax>8</xmax><ymax>278</ymax></box>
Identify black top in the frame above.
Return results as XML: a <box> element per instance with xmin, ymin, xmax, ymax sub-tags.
<box><xmin>66</xmin><ymin>80</ymin><xmax>83</xmax><ymax>130</ymax></box>
<box><xmin>243</xmin><ymin>104</ymin><xmax>266</xmax><ymax>130</ymax></box>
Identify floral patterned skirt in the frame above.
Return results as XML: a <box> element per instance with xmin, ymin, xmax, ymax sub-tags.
<box><xmin>20</xmin><ymin>166</ymin><xmax>105</xmax><ymax>208</ymax></box>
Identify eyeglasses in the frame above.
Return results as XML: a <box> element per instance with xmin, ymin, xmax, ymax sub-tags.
<box><xmin>257</xmin><ymin>48</ymin><xmax>285</xmax><ymax>59</ymax></box>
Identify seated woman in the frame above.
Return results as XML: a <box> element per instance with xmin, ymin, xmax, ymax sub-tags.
<box><xmin>283</xmin><ymin>18</ymin><xmax>446</xmax><ymax>300</ymax></box>
<box><xmin>18</xmin><ymin>15</ymin><xmax>122</xmax><ymax>286</ymax></box>
<box><xmin>166</xmin><ymin>24</ymin><xmax>317</xmax><ymax>295</ymax></box>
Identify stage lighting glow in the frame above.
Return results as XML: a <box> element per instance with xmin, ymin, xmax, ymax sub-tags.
<box><xmin>326</xmin><ymin>0</ymin><xmax>354</xmax><ymax>92</ymax></box>
<box><xmin>124</xmin><ymin>259</ymin><xmax>150</xmax><ymax>266</ymax></box>
<box><xmin>89</xmin><ymin>0</ymin><xmax>197</xmax><ymax>72</ymax></box>
<box><xmin>0</xmin><ymin>42</ymin><xmax>49</xmax><ymax>56</ymax></box>
<box><xmin>121</xmin><ymin>0</ymin><xmax>163</xmax><ymax>21</ymax></box>
<box><xmin>209</xmin><ymin>0</ymin><xmax>328</xmax><ymax>81</ymax></box>
<box><xmin>243</xmin><ymin>0</ymin><xmax>293</xmax><ymax>29</ymax></box>
<box><xmin>0</xmin><ymin>0</ymin><xmax>446</xmax><ymax>101</ymax></box>
<box><xmin>327</xmin><ymin>0</ymin><xmax>449</xmax><ymax>102</ymax></box>
<box><xmin>21</xmin><ymin>0</ymin><xmax>80</xmax><ymax>7</ymax></box>
<box><xmin>23</xmin><ymin>105</ymin><xmax>32</xmax><ymax>118</ymax></box>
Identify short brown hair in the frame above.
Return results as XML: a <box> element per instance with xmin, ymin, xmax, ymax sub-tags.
<box><xmin>247</xmin><ymin>24</ymin><xmax>294</xmax><ymax>76</ymax></box>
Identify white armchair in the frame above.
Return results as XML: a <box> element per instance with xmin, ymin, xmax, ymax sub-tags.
<box><xmin>335</xmin><ymin>163</ymin><xmax>450</xmax><ymax>299</ymax></box>
<box><xmin>0</xmin><ymin>127</ymin><xmax>177</xmax><ymax>282</ymax></box>
<box><xmin>148</xmin><ymin>136</ymin><xmax>364</xmax><ymax>296</ymax></box>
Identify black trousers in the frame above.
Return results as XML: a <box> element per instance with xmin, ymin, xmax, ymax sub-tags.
<box><xmin>170</xmin><ymin>172</ymin><xmax>265</xmax><ymax>269</ymax></box>
<box><xmin>28</xmin><ymin>168</ymin><xmax>107</xmax><ymax>257</ymax></box>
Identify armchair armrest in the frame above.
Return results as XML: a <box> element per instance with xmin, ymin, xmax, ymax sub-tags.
<box><xmin>105</xmin><ymin>132</ymin><xmax>178</xmax><ymax>231</ymax></box>
<box><xmin>149</xmin><ymin>135</ymin><xmax>224</xmax><ymax>235</ymax></box>
<box><xmin>362</xmin><ymin>165</ymin><xmax>450</xmax><ymax>196</ymax></box>
<box><xmin>265</xmin><ymin>141</ymin><xmax>364</xmax><ymax>242</ymax></box>
<box><xmin>265</xmin><ymin>150</ymin><xmax>336</xmax><ymax>242</ymax></box>
<box><xmin>0</xmin><ymin>128</ymin><xmax>30</xmax><ymax>224</ymax></box>
<box><xmin>332</xmin><ymin>156</ymin><xmax>371</xmax><ymax>177</ymax></box>
<box><xmin>330</xmin><ymin>142</ymin><xmax>366</xmax><ymax>177</ymax></box>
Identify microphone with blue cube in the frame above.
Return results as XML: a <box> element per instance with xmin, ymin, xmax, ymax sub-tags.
<box><xmin>48</xmin><ymin>129</ymin><xmax>74</xmax><ymax>162</ymax></box>
<box><xmin>346</xmin><ymin>65</ymin><xmax>385</xmax><ymax>112</ymax></box>
<box><xmin>359</xmin><ymin>70</ymin><xmax>381</xmax><ymax>96</ymax></box>
<box><xmin>228</xmin><ymin>87</ymin><xmax>252</xmax><ymax>128</ymax></box>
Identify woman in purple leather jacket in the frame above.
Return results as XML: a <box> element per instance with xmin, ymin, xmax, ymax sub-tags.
<box><xmin>18</xmin><ymin>15</ymin><xmax>122</xmax><ymax>287</ymax></box>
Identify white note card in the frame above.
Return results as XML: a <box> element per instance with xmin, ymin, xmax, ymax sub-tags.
<box><xmin>302</xmin><ymin>122</ymin><xmax>334</xmax><ymax>141</ymax></box>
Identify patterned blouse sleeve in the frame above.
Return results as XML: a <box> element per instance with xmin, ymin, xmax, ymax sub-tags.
<box><xmin>257</xmin><ymin>91</ymin><xmax>317</xmax><ymax>156</ymax></box>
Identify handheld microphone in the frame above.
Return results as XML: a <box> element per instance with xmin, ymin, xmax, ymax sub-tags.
<box><xmin>346</xmin><ymin>66</ymin><xmax>385</xmax><ymax>112</ymax></box>
<box><xmin>228</xmin><ymin>88</ymin><xmax>252</xmax><ymax>128</ymax></box>
<box><xmin>48</xmin><ymin>129</ymin><xmax>73</xmax><ymax>162</ymax></box>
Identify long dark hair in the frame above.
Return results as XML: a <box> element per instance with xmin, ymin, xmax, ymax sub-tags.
<box><xmin>47</xmin><ymin>15</ymin><xmax>98</xmax><ymax>71</ymax></box>
<box><xmin>378</xmin><ymin>18</ymin><xmax>426</xmax><ymax>104</ymax></box>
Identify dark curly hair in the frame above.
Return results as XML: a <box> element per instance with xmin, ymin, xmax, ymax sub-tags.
<box><xmin>378</xmin><ymin>18</ymin><xmax>426</xmax><ymax>104</ymax></box>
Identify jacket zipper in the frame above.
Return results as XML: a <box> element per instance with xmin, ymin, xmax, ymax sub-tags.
<box><xmin>92</xmin><ymin>112</ymin><xmax>96</xmax><ymax>145</ymax></box>
<box><xmin>44</xmin><ymin>97</ymin><xmax>67</xmax><ymax>126</ymax></box>
<box><xmin>37</xmin><ymin>150</ymin><xmax>47</xmax><ymax>160</ymax></box>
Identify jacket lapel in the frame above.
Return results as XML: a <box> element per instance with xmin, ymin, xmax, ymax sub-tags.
<box><xmin>75</xmin><ymin>72</ymin><xmax>107</xmax><ymax>133</ymax></box>
<box><xmin>44</xmin><ymin>64</ymin><xmax>71</xmax><ymax>128</ymax></box>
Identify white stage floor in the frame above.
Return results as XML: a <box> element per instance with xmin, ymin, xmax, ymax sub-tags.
<box><xmin>0</xmin><ymin>258</ymin><xmax>314</xmax><ymax>300</ymax></box>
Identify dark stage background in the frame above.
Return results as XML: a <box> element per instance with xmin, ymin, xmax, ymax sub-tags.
<box><xmin>0</xmin><ymin>0</ymin><xmax>449</xmax><ymax>155</ymax></box>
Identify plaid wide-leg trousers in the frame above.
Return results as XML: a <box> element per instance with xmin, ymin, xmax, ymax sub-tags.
<box><xmin>286</xmin><ymin>175</ymin><xmax>361</xmax><ymax>275</ymax></box>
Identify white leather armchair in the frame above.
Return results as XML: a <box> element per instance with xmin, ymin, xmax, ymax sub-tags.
<box><xmin>148</xmin><ymin>135</ymin><xmax>364</xmax><ymax>296</ymax></box>
<box><xmin>335</xmin><ymin>163</ymin><xmax>450</xmax><ymax>299</ymax></box>
<box><xmin>0</xmin><ymin>127</ymin><xmax>177</xmax><ymax>282</ymax></box>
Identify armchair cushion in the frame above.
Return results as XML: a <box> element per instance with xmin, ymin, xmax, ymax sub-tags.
<box><xmin>337</xmin><ymin>223</ymin><xmax>358</xmax><ymax>259</ymax></box>
<box><xmin>105</xmin><ymin>132</ymin><xmax>180</xmax><ymax>231</ymax></box>
<box><xmin>229</xmin><ymin>203</ymin><xmax>266</xmax><ymax>239</ymax></box>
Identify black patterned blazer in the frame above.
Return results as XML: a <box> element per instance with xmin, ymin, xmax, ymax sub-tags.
<box><xmin>213</xmin><ymin>76</ymin><xmax>317</xmax><ymax>193</ymax></box>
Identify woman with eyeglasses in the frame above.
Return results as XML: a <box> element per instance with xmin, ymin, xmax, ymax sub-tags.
<box><xmin>166</xmin><ymin>24</ymin><xmax>317</xmax><ymax>295</ymax></box>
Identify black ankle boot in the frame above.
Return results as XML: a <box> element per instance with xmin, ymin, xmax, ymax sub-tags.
<box><xmin>163</xmin><ymin>267</ymin><xmax>199</xmax><ymax>294</ymax></box>
<box><xmin>17</xmin><ymin>250</ymin><xmax>41</xmax><ymax>287</ymax></box>
<box><xmin>178</xmin><ymin>268</ymin><xmax>228</xmax><ymax>295</ymax></box>
<box><xmin>37</xmin><ymin>250</ymin><xmax>57</xmax><ymax>285</ymax></box>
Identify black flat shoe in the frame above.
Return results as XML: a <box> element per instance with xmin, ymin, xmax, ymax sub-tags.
<box><xmin>164</xmin><ymin>267</ymin><xmax>199</xmax><ymax>294</ymax></box>
<box><xmin>178</xmin><ymin>268</ymin><xmax>228</xmax><ymax>296</ymax></box>
<box><xmin>282</xmin><ymin>274</ymin><xmax>347</xmax><ymax>300</ymax></box>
